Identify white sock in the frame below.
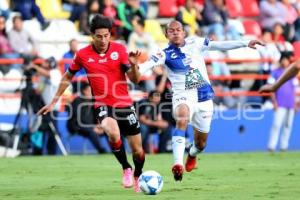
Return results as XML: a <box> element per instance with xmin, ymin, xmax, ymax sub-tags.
<box><xmin>172</xmin><ymin>129</ymin><xmax>186</xmax><ymax>166</ymax></box>
<box><xmin>189</xmin><ymin>143</ymin><xmax>202</xmax><ymax>157</ymax></box>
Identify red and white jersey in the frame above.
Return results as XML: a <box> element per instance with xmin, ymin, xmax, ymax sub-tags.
<box><xmin>69</xmin><ymin>42</ymin><xmax>133</xmax><ymax>108</ymax></box>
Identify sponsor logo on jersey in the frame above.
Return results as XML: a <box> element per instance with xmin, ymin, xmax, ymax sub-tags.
<box><xmin>185</xmin><ymin>68</ymin><xmax>207</xmax><ymax>90</ymax></box>
<box><xmin>170</xmin><ymin>52</ymin><xmax>178</xmax><ymax>59</ymax></box>
<box><xmin>183</xmin><ymin>56</ymin><xmax>192</xmax><ymax>66</ymax></box>
<box><xmin>110</xmin><ymin>52</ymin><xmax>119</xmax><ymax>60</ymax></box>
<box><xmin>174</xmin><ymin>97</ymin><xmax>187</xmax><ymax>102</ymax></box>
<box><xmin>204</xmin><ymin>38</ymin><xmax>210</xmax><ymax>46</ymax></box>
<box><xmin>88</xmin><ymin>58</ymin><xmax>95</xmax><ymax>63</ymax></box>
<box><xmin>202</xmin><ymin>114</ymin><xmax>213</xmax><ymax>119</ymax></box>
<box><xmin>98</xmin><ymin>58</ymin><xmax>107</xmax><ymax>63</ymax></box>
<box><xmin>150</xmin><ymin>55</ymin><xmax>159</xmax><ymax>62</ymax></box>
<box><xmin>186</xmin><ymin>38</ymin><xmax>195</xmax><ymax>44</ymax></box>
<box><xmin>165</xmin><ymin>49</ymin><xmax>174</xmax><ymax>53</ymax></box>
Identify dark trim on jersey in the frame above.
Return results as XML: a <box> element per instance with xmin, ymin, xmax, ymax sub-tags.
<box><xmin>92</xmin><ymin>43</ymin><xmax>111</xmax><ymax>55</ymax></box>
<box><xmin>122</xmin><ymin>63</ymin><xmax>131</xmax><ymax>73</ymax></box>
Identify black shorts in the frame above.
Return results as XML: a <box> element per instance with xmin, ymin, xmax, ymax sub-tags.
<box><xmin>95</xmin><ymin>105</ymin><xmax>141</xmax><ymax>136</ymax></box>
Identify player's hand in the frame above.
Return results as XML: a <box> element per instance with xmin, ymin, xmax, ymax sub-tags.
<box><xmin>128</xmin><ymin>50</ymin><xmax>141</xmax><ymax>66</ymax></box>
<box><xmin>156</xmin><ymin>120</ymin><xmax>169</xmax><ymax>129</ymax></box>
<box><xmin>259</xmin><ymin>84</ymin><xmax>276</xmax><ymax>93</ymax></box>
<box><xmin>248</xmin><ymin>40</ymin><xmax>265</xmax><ymax>49</ymax></box>
<box><xmin>37</xmin><ymin>104</ymin><xmax>54</xmax><ymax>115</ymax></box>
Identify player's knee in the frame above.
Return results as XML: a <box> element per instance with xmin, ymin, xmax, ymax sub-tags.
<box><xmin>101</xmin><ymin>117</ymin><xmax>119</xmax><ymax>136</ymax></box>
<box><xmin>132</xmin><ymin>148</ymin><xmax>144</xmax><ymax>157</ymax></box>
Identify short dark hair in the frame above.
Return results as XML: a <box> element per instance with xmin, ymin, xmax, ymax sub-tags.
<box><xmin>165</xmin><ymin>20</ymin><xmax>184</xmax><ymax>34</ymax></box>
<box><xmin>46</xmin><ymin>57</ymin><xmax>57</xmax><ymax>69</ymax></box>
<box><xmin>89</xmin><ymin>14</ymin><xmax>112</xmax><ymax>34</ymax></box>
<box><xmin>280</xmin><ymin>51</ymin><xmax>293</xmax><ymax>61</ymax></box>
<box><xmin>136</xmin><ymin>18</ymin><xmax>145</xmax><ymax>27</ymax></box>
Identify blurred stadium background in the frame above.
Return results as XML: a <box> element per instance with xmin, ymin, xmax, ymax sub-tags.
<box><xmin>1</xmin><ymin>0</ymin><xmax>300</xmax><ymax>199</ymax></box>
<box><xmin>0</xmin><ymin>0</ymin><xmax>300</xmax><ymax>156</ymax></box>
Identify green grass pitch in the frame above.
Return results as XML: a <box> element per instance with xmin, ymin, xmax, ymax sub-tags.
<box><xmin>1</xmin><ymin>152</ymin><xmax>300</xmax><ymax>200</ymax></box>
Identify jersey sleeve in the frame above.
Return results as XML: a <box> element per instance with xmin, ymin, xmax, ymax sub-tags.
<box><xmin>194</xmin><ymin>36</ymin><xmax>211</xmax><ymax>52</ymax></box>
<box><xmin>138</xmin><ymin>49</ymin><xmax>166</xmax><ymax>75</ymax></box>
<box><xmin>119</xmin><ymin>45</ymin><xmax>131</xmax><ymax>73</ymax></box>
<box><xmin>68</xmin><ymin>52</ymin><xmax>82</xmax><ymax>75</ymax></box>
<box><xmin>194</xmin><ymin>36</ymin><xmax>248</xmax><ymax>51</ymax></box>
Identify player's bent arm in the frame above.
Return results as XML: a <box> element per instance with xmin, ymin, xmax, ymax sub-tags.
<box><xmin>127</xmin><ymin>64</ymin><xmax>141</xmax><ymax>84</ymax></box>
<box><xmin>37</xmin><ymin>71</ymin><xmax>74</xmax><ymax>115</ymax></box>
<box><xmin>272</xmin><ymin>60</ymin><xmax>300</xmax><ymax>91</ymax></box>
<box><xmin>51</xmin><ymin>71</ymin><xmax>74</xmax><ymax>104</ymax></box>
<box><xmin>208</xmin><ymin>40</ymin><xmax>249</xmax><ymax>51</ymax></box>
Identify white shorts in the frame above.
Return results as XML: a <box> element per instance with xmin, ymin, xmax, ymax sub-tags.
<box><xmin>173</xmin><ymin>93</ymin><xmax>214</xmax><ymax>133</ymax></box>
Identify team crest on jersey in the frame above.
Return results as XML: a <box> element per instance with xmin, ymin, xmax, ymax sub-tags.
<box><xmin>110</xmin><ymin>52</ymin><xmax>119</xmax><ymax>60</ymax></box>
<box><xmin>185</xmin><ymin>68</ymin><xmax>207</xmax><ymax>90</ymax></box>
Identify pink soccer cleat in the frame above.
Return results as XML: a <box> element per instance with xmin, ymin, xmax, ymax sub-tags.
<box><xmin>123</xmin><ymin>168</ymin><xmax>133</xmax><ymax>188</ymax></box>
<box><xmin>133</xmin><ymin>176</ymin><xmax>141</xmax><ymax>193</ymax></box>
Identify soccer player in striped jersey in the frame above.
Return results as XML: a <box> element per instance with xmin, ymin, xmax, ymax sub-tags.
<box><xmin>133</xmin><ymin>20</ymin><xmax>263</xmax><ymax>181</ymax></box>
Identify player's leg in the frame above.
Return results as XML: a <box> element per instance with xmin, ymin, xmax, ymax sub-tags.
<box><xmin>96</xmin><ymin>106</ymin><xmax>133</xmax><ymax>188</ymax></box>
<box><xmin>268</xmin><ymin>108</ymin><xmax>285</xmax><ymax>151</ymax></box>
<box><xmin>118</xmin><ymin>106</ymin><xmax>145</xmax><ymax>192</ymax></box>
<box><xmin>185</xmin><ymin>100</ymin><xmax>213</xmax><ymax>172</ymax></box>
<box><xmin>279</xmin><ymin>109</ymin><xmax>295</xmax><ymax>151</ymax></box>
<box><xmin>127</xmin><ymin>134</ymin><xmax>145</xmax><ymax>177</ymax></box>
<box><xmin>127</xmin><ymin>134</ymin><xmax>145</xmax><ymax>192</ymax></box>
<box><xmin>185</xmin><ymin>130</ymin><xmax>208</xmax><ymax>172</ymax></box>
<box><xmin>101</xmin><ymin>117</ymin><xmax>132</xmax><ymax>170</ymax></box>
<box><xmin>172</xmin><ymin>103</ymin><xmax>190</xmax><ymax>181</ymax></box>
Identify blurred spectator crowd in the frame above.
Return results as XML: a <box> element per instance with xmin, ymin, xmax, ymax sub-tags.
<box><xmin>1</xmin><ymin>0</ymin><xmax>300</xmax><ymax>155</ymax></box>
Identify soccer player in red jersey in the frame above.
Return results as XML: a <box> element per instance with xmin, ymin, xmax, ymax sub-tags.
<box><xmin>37</xmin><ymin>14</ymin><xmax>144</xmax><ymax>192</ymax></box>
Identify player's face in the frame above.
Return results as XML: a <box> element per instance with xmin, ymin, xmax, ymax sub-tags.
<box><xmin>92</xmin><ymin>28</ymin><xmax>111</xmax><ymax>51</ymax></box>
<box><xmin>166</xmin><ymin>22</ymin><xmax>185</xmax><ymax>47</ymax></box>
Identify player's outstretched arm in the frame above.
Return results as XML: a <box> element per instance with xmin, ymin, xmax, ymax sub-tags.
<box><xmin>37</xmin><ymin>72</ymin><xmax>74</xmax><ymax>115</ymax></box>
<box><xmin>127</xmin><ymin>50</ymin><xmax>142</xmax><ymax>84</ymax></box>
<box><xmin>259</xmin><ymin>60</ymin><xmax>300</xmax><ymax>93</ymax></box>
<box><xmin>208</xmin><ymin>39</ymin><xmax>264</xmax><ymax>51</ymax></box>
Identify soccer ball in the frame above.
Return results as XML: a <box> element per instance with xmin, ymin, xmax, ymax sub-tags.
<box><xmin>138</xmin><ymin>170</ymin><xmax>163</xmax><ymax>195</ymax></box>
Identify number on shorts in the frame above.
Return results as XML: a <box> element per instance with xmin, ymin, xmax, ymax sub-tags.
<box><xmin>127</xmin><ymin>113</ymin><xmax>137</xmax><ymax>125</ymax></box>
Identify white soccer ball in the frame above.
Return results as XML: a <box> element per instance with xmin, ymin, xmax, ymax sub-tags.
<box><xmin>138</xmin><ymin>170</ymin><xmax>163</xmax><ymax>195</ymax></box>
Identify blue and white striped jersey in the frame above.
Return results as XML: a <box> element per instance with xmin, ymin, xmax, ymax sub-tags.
<box><xmin>139</xmin><ymin>36</ymin><xmax>248</xmax><ymax>102</ymax></box>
